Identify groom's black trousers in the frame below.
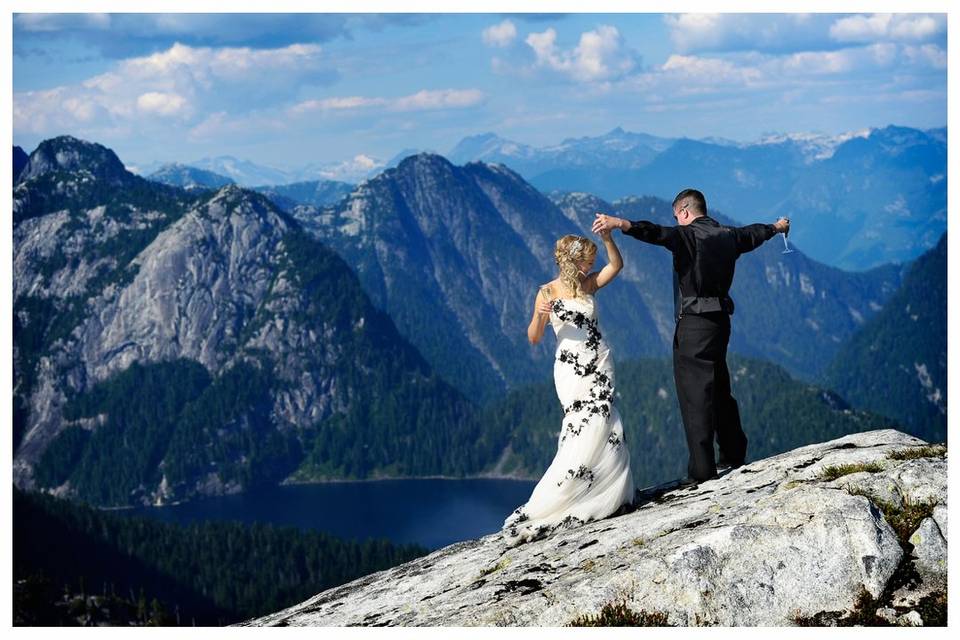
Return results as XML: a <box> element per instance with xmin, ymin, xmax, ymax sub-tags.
<box><xmin>673</xmin><ymin>311</ymin><xmax>747</xmax><ymax>481</ymax></box>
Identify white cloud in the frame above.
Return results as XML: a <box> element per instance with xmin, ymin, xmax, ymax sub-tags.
<box><xmin>314</xmin><ymin>154</ymin><xmax>384</xmax><ymax>181</ymax></box>
<box><xmin>664</xmin><ymin>13</ymin><xmax>838</xmax><ymax>54</ymax></box>
<box><xmin>290</xmin><ymin>96</ymin><xmax>388</xmax><ymax>114</ymax></box>
<box><xmin>660</xmin><ymin>55</ymin><xmax>763</xmax><ymax>86</ymax></box>
<box><xmin>482</xmin><ymin>20</ymin><xmax>517</xmax><ymax>47</ymax></box>
<box><xmin>186</xmin><ymin>110</ymin><xmax>288</xmax><ymax>142</ymax></box>
<box><xmin>777</xmin><ymin>43</ymin><xmax>901</xmax><ymax>75</ymax></box>
<box><xmin>392</xmin><ymin>89</ymin><xmax>484</xmax><ymax>111</ymax></box>
<box><xmin>111</xmin><ymin>41</ymin><xmax>324</xmax><ymax>86</ymax></box>
<box><xmin>902</xmin><ymin>44</ymin><xmax>947</xmax><ymax>69</ymax></box>
<box><xmin>524</xmin><ymin>25</ymin><xmax>639</xmax><ymax>82</ymax></box>
<box><xmin>61</xmin><ymin>94</ymin><xmax>99</xmax><ymax>122</ymax></box>
<box><xmin>830</xmin><ymin>14</ymin><xmax>945</xmax><ymax>44</ymax></box>
<box><xmin>137</xmin><ymin>91</ymin><xmax>189</xmax><ymax>117</ymax></box>
<box><xmin>289</xmin><ymin>89</ymin><xmax>484</xmax><ymax>115</ymax></box>
<box><xmin>14</xmin><ymin>41</ymin><xmax>328</xmax><ymax>135</ymax></box>
<box><xmin>620</xmin><ymin>38</ymin><xmax>943</xmax><ymax>108</ymax></box>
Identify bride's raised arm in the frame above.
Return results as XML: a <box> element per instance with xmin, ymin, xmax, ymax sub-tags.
<box><xmin>586</xmin><ymin>230</ymin><xmax>623</xmax><ymax>293</ymax></box>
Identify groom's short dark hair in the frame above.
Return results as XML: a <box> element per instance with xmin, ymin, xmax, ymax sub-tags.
<box><xmin>673</xmin><ymin>189</ymin><xmax>706</xmax><ymax>217</ymax></box>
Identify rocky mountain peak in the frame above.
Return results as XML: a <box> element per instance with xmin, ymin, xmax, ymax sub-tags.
<box><xmin>239</xmin><ymin>429</ymin><xmax>946</xmax><ymax>627</ymax></box>
<box><xmin>17</xmin><ymin>135</ymin><xmax>131</xmax><ymax>185</ymax></box>
<box><xmin>393</xmin><ymin>151</ymin><xmax>456</xmax><ymax>174</ymax></box>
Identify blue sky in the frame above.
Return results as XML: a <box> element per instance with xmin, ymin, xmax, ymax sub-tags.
<box><xmin>12</xmin><ymin>11</ymin><xmax>948</xmax><ymax>175</ymax></box>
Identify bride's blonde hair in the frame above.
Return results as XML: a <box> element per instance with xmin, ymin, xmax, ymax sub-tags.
<box><xmin>553</xmin><ymin>234</ymin><xmax>597</xmax><ymax>299</ymax></box>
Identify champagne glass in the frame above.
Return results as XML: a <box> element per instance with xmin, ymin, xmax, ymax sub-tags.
<box><xmin>779</xmin><ymin>217</ymin><xmax>794</xmax><ymax>254</ymax></box>
<box><xmin>539</xmin><ymin>284</ymin><xmax>554</xmax><ymax>309</ymax></box>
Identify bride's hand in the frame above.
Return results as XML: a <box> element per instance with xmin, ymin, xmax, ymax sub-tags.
<box><xmin>593</xmin><ymin>212</ymin><xmax>621</xmax><ymax>237</ymax></box>
<box><xmin>537</xmin><ymin>298</ymin><xmax>554</xmax><ymax>316</ymax></box>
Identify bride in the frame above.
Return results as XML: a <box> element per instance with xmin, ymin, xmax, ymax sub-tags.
<box><xmin>502</xmin><ymin>226</ymin><xmax>635</xmax><ymax>547</ymax></box>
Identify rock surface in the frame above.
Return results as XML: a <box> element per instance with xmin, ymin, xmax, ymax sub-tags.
<box><xmin>237</xmin><ymin>429</ymin><xmax>946</xmax><ymax>627</ymax></box>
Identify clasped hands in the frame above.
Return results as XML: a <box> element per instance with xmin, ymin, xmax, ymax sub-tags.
<box><xmin>591</xmin><ymin>212</ymin><xmax>623</xmax><ymax>237</ymax></box>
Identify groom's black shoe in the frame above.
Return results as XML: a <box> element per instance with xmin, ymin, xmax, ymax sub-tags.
<box><xmin>717</xmin><ymin>456</ymin><xmax>744</xmax><ymax>474</ymax></box>
<box><xmin>678</xmin><ymin>475</ymin><xmax>717</xmax><ymax>489</ymax></box>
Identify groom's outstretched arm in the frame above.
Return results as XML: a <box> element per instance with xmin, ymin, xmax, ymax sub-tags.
<box><xmin>734</xmin><ymin>218</ymin><xmax>789</xmax><ymax>254</ymax></box>
<box><xmin>621</xmin><ymin>220</ymin><xmax>682</xmax><ymax>252</ymax></box>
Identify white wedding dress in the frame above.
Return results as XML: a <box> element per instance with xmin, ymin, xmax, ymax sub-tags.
<box><xmin>502</xmin><ymin>292</ymin><xmax>635</xmax><ymax>547</ymax></box>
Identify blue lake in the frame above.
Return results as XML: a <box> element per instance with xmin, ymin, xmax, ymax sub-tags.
<box><xmin>125</xmin><ymin>478</ymin><xmax>538</xmax><ymax>551</ymax></box>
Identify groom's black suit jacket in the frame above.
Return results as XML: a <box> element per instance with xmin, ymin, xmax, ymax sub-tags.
<box><xmin>623</xmin><ymin>215</ymin><xmax>777</xmax><ymax>320</ymax></box>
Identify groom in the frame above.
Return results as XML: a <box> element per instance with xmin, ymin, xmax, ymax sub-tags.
<box><xmin>592</xmin><ymin>189</ymin><xmax>789</xmax><ymax>485</ymax></box>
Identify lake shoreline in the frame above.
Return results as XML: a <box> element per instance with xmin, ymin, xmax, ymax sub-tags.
<box><xmin>280</xmin><ymin>472</ymin><xmax>538</xmax><ymax>486</ymax></box>
<box><xmin>95</xmin><ymin>474</ymin><xmax>538</xmax><ymax>512</ymax></box>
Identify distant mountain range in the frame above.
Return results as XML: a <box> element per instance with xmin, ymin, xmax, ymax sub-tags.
<box><xmin>251</xmin><ymin>180</ymin><xmax>355</xmax><ymax>210</ymax></box>
<box><xmin>447</xmin><ymin>127</ymin><xmax>676</xmax><ymax>175</ymax></box>
<box><xmin>133</xmin><ymin>155</ymin><xmax>373</xmax><ymax>187</ymax></box>
<box><xmin>447</xmin><ymin>125</ymin><xmax>946</xmax><ymax>271</ymax></box>
<box><xmin>144</xmin><ymin>163</ymin><xmax>354</xmax><ymax>210</ymax></box>
<box><xmin>89</xmin><ymin>122</ymin><xmax>946</xmax><ymax>270</ymax></box>
<box><xmin>147</xmin><ymin>163</ymin><xmax>235</xmax><ymax>190</ymax></box>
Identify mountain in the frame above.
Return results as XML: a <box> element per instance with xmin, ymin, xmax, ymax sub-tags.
<box><xmin>480</xmin><ymin>354</ymin><xmax>896</xmax><ymax>489</ymax></box>
<box><xmin>824</xmin><ymin>234</ymin><xmax>947</xmax><ymax>442</ymax></box>
<box><xmin>14</xmin><ymin>135</ymin><xmax>136</xmax><ymax>191</ymax></box>
<box><xmin>781</xmin><ymin>126</ymin><xmax>946</xmax><ymax>270</ymax></box>
<box><xmin>447</xmin><ymin>127</ymin><xmax>674</xmax><ymax>178</ymax></box>
<box><xmin>147</xmin><ymin>163</ymin><xmax>235</xmax><ymax>190</ymax></box>
<box><xmin>450</xmin><ymin>125</ymin><xmax>945</xmax><ymax>271</ymax></box>
<box><xmin>239</xmin><ymin>429</ymin><xmax>946</xmax><ymax>626</ymax></box>
<box><xmin>14</xmin><ymin>136</ymin><xmax>484</xmax><ymax>506</ymax></box>
<box><xmin>447</xmin><ymin>132</ymin><xmax>542</xmax><ymax>169</ymax></box>
<box><xmin>13</xmin><ymin>145</ymin><xmax>29</xmax><ymax>182</ymax></box>
<box><xmin>188</xmin><ymin>155</ymin><xmax>292</xmax><ymax>187</ymax></box>
<box><xmin>538</xmin><ymin>136</ymin><xmax>806</xmax><ymax>217</ymax></box>
<box><xmin>252</xmin><ymin>179</ymin><xmax>354</xmax><ymax>210</ymax></box>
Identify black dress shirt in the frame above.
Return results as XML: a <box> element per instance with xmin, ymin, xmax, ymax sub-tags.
<box><xmin>623</xmin><ymin>215</ymin><xmax>778</xmax><ymax>319</ymax></box>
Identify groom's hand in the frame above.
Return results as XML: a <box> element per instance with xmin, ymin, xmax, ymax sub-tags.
<box><xmin>773</xmin><ymin>217</ymin><xmax>790</xmax><ymax>235</ymax></box>
<box><xmin>592</xmin><ymin>213</ymin><xmax>625</xmax><ymax>235</ymax></box>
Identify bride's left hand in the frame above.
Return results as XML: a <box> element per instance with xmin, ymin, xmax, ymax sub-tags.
<box><xmin>536</xmin><ymin>298</ymin><xmax>554</xmax><ymax>316</ymax></box>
